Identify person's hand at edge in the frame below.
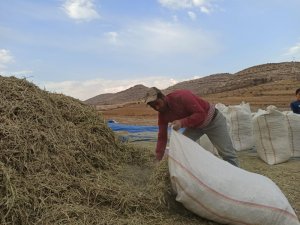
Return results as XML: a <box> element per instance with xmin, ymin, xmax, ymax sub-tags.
<box><xmin>171</xmin><ymin>120</ymin><xmax>182</xmax><ymax>131</ymax></box>
<box><xmin>156</xmin><ymin>152</ymin><xmax>163</xmax><ymax>161</ymax></box>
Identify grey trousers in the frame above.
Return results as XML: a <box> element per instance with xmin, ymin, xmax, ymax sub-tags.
<box><xmin>183</xmin><ymin>110</ymin><xmax>240</xmax><ymax>167</ymax></box>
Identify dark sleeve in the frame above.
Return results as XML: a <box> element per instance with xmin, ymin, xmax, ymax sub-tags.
<box><xmin>155</xmin><ymin>115</ymin><xmax>168</xmax><ymax>160</ymax></box>
<box><xmin>179</xmin><ymin>93</ymin><xmax>206</xmax><ymax>128</ymax></box>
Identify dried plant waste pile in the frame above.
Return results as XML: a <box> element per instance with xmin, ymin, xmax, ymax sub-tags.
<box><xmin>0</xmin><ymin>76</ymin><xmax>211</xmax><ymax>225</ymax></box>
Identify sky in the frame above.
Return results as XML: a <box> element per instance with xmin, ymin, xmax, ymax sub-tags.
<box><xmin>1</xmin><ymin>0</ymin><xmax>300</xmax><ymax>101</ymax></box>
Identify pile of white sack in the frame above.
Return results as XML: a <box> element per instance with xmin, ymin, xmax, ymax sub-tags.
<box><xmin>211</xmin><ymin>103</ymin><xmax>300</xmax><ymax>165</ymax></box>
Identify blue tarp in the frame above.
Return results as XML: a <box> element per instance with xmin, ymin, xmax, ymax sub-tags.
<box><xmin>108</xmin><ymin>123</ymin><xmax>159</xmax><ymax>133</ymax></box>
<box><xmin>107</xmin><ymin>121</ymin><xmax>184</xmax><ymax>142</ymax></box>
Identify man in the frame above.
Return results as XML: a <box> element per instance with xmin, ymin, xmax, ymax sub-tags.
<box><xmin>144</xmin><ymin>87</ymin><xmax>239</xmax><ymax>167</ymax></box>
<box><xmin>290</xmin><ymin>88</ymin><xmax>300</xmax><ymax>114</ymax></box>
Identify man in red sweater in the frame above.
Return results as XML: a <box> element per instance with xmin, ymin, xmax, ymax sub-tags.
<box><xmin>144</xmin><ymin>87</ymin><xmax>239</xmax><ymax>167</ymax></box>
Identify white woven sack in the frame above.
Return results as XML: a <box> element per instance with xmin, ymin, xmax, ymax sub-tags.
<box><xmin>252</xmin><ymin>107</ymin><xmax>291</xmax><ymax>165</ymax></box>
<box><xmin>215</xmin><ymin>103</ymin><xmax>227</xmax><ymax>111</ymax></box>
<box><xmin>196</xmin><ymin>134</ymin><xmax>220</xmax><ymax>157</ymax></box>
<box><xmin>284</xmin><ymin>111</ymin><xmax>300</xmax><ymax>157</ymax></box>
<box><xmin>168</xmin><ymin>130</ymin><xmax>299</xmax><ymax>225</ymax></box>
<box><xmin>215</xmin><ymin>103</ymin><xmax>231</xmax><ymax>129</ymax></box>
<box><xmin>216</xmin><ymin>102</ymin><xmax>254</xmax><ymax>151</ymax></box>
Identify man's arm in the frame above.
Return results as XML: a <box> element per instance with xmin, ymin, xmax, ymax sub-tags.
<box><xmin>155</xmin><ymin>123</ymin><xmax>168</xmax><ymax>160</ymax></box>
<box><xmin>179</xmin><ymin>93</ymin><xmax>207</xmax><ymax>128</ymax></box>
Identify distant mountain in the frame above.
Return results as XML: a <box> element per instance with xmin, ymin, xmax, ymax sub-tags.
<box><xmin>84</xmin><ymin>62</ymin><xmax>300</xmax><ymax>106</ymax></box>
<box><xmin>84</xmin><ymin>84</ymin><xmax>150</xmax><ymax>105</ymax></box>
<box><xmin>165</xmin><ymin>62</ymin><xmax>300</xmax><ymax>95</ymax></box>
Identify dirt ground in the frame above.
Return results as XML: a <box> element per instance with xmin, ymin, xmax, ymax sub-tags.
<box><xmin>101</xmin><ymin>103</ymin><xmax>300</xmax><ymax>223</ymax></box>
<box><xmin>101</xmin><ymin>103</ymin><xmax>158</xmax><ymax>125</ymax></box>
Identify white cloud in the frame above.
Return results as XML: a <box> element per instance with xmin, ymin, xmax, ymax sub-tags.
<box><xmin>109</xmin><ymin>20</ymin><xmax>219</xmax><ymax>56</ymax></box>
<box><xmin>284</xmin><ymin>42</ymin><xmax>300</xmax><ymax>56</ymax></box>
<box><xmin>62</xmin><ymin>0</ymin><xmax>100</xmax><ymax>21</ymax></box>
<box><xmin>200</xmin><ymin>6</ymin><xmax>210</xmax><ymax>14</ymax></box>
<box><xmin>9</xmin><ymin>70</ymin><xmax>33</xmax><ymax>76</ymax></box>
<box><xmin>193</xmin><ymin>0</ymin><xmax>206</xmax><ymax>6</ymax></box>
<box><xmin>158</xmin><ymin>0</ymin><xmax>214</xmax><ymax>14</ymax></box>
<box><xmin>158</xmin><ymin>0</ymin><xmax>193</xmax><ymax>9</ymax></box>
<box><xmin>0</xmin><ymin>49</ymin><xmax>34</xmax><ymax>77</ymax></box>
<box><xmin>41</xmin><ymin>77</ymin><xmax>180</xmax><ymax>101</ymax></box>
<box><xmin>0</xmin><ymin>49</ymin><xmax>14</xmax><ymax>70</ymax></box>
<box><xmin>188</xmin><ymin>11</ymin><xmax>197</xmax><ymax>20</ymax></box>
<box><xmin>105</xmin><ymin>32</ymin><xmax>119</xmax><ymax>44</ymax></box>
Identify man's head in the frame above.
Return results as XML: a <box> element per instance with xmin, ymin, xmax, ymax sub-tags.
<box><xmin>296</xmin><ymin>88</ymin><xmax>300</xmax><ymax>100</ymax></box>
<box><xmin>144</xmin><ymin>87</ymin><xmax>168</xmax><ymax>112</ymax></box>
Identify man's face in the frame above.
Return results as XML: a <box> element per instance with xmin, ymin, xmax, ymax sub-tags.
<box><xmin>148</xmin><ymin>98</ymin><xmax>168</xmax><ymax>112</ymax></box>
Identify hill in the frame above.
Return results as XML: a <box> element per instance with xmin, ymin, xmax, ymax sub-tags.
<box><xmin>85</xmin><ymin>61</ymin><xmax>300</xmax><ymax>111</ymax></box>
<box><xmin>84</xmin><ymin>84</ymin><xmax>149</xmax><ymax>105</ymax></box>
<box><xmin>165</xmin><ymin>62</ymin><xmax>300</xmax><ymax>95</ymax></box>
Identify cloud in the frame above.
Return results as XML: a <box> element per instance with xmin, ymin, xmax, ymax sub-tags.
<box><xmin>62</xmin><ymin>0</ymin><xmax>100</xmax><ymax>21</ymax></box>
<box><xmin>0</xmin><ymin>49</ymin><xmax>14</xmax><ymax>70</ymax></box>
<box><xmin>102</xmin><ymin>20</ymin><xmax>220</xmax><ymax>57</ymax></box>
<box><xmin>200</xmin><ymin>6</ymin><xmax>210</xmax><ymax>14</ymax></box>
<box><xmin>105</xmin><ymin>32</ymin><xmax>119</xmax><ymax>44</ymax></box>
<box><xmin>158</xmin><ymin>0</ymin><xmax>194</xmax><ymax>9</ymax></box>
<box><xmin>41</xmin><ymin>76</ymin><xmax>180</xmax><ymax>101</ymax></box>
<box><xmin>158</xmin><ymin>0</ymin><xmax>214</xmax><ymax>14</ymax></box>
<box><xmin>188</xmin><ymin>11</ymin><xmax>197</xmax><ymax>20</ymax></box>
<box><xmin>284</xmin><ymin>42</ymin><xmax>300</xmax><ymax>57</ymax></box>
<box><xmin>0</xmin><ymin>49</ymin><xmax>33</xmax><ymax>77</ymax></box>
<box><xmin>5</xmin><ymin>70</ymin><xmax>33</xmax><ymax>76</ymax></box>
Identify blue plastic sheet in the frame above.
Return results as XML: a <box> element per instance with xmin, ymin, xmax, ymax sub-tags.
<box><xmin>107</xmin><ymin>121</ymin><xmax>183</xmax><ymax>143</ymax></box>
<box><xmin>108</xmin><ymin>123</ymin><xmax>159</xmax><ymax>133</ymax></box>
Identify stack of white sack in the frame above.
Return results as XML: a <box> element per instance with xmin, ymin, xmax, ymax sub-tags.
<box><xmin>282</xmin><ymin>111</ymin><xmax>300</xmax><ymax>157</ymax></box>
<box><xmin>252</xmin><ymin>106</ymin><xmax>292</xmax><ymax>164</ymax></box>
<box><xmin>168</xmin><ymin>130</ymin><xmax>300</xmax><ymax>225</ymax></box>
<box><xmin>215</xmin><ymin>102</ymin><xmax>254</xmax><ymax>151</ymax></box>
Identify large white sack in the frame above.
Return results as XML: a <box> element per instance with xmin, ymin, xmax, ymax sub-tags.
<box><xmin>216</xmin><ymin>102</ymin><xmax>254</xmax><ymax>151</ymax></box>
<box><xmin>283</xmin><ymin>111</ymin><xmax>300</xmax><ymax>157</ymax></box>
<box><xmin>168</xmin><ymin>130</ymin><xmax>299</xmax><ymax>225</ymax></box>
<box><xmin>252</xmin><ymin>107</ymin><xmax>291</xmax><ymax>165</ymax></box>
<box><xmin>196</xmin><ymin>134</ymin><xmax>220</xmax><ymax>157</ymax></box>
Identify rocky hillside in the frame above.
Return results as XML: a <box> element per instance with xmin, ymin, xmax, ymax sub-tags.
<box><xmin>84</xmin><ymin>62</ymin><xmax>300</xmax><ymax>107</ymax></box>
<box><xmin>165</xmin><ymin>62</ymin><xmax>300</xmax><ymax>95</ymax></box>
<box><xmin>84</xmin><ymin>84</ymin><xmax>149</xmax><ymax>105</ymax></box>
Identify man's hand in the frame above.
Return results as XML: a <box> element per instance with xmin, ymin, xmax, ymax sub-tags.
<box><xmin>171</xmin><ymin>120</ymin><xmax>182</xmax><ymax>131</ymax></box>
<box><xmin>156</xmin><ymin>152</ymin><xmax>163</xmax><ymax>161</ymax></box>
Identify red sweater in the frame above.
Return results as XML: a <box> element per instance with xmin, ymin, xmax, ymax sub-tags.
<box><xmin>156</xmin><ymin>90</ymin><xmax>215</xmax><ymax>160</ymax></box>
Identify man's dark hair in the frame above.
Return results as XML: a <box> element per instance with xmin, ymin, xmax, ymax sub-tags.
<box><xmin>296</xmin><ymin>88</ymin><xmax>300</xmax><ymax>95</ymax></box>
<box><xmin>152</xmin><ymin>87</ymin><xmax>164</xmax><ymax>99</ymax></box>
<box><xmin>157</xmin><ymin>90</ymin><xmax>164</xmax><ymax>99</ymax></box>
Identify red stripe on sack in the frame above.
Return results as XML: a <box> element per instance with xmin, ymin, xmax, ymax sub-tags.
<box><xmin>234</xmin><ymin>110</ymin><xmax>242</xmax><ymax>150</ymax></box>
<box><xmin>285</xmin><ymin>114</ymin><xmax>295</xmax><ymax>156</ymax></box>
<box><xmin>256</xmin><ymin>117</ymin><xmax>269</xmax><ymax>163</ymax></box>
<box><xmin>263</xmin><ymin>115</ymin><xmax>277</xmax><ymax>164</ymax></box>
<box><xmin>172</xmin><ymin>176</ymin><xmax>251</xmax><ymax>225</ymax></box>
<box><xmin>168</xmin><ymin>154</ymin><xmax>298</xmax><ymax>221</ymax></box>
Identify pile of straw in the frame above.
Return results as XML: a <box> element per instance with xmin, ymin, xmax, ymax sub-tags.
<box><xmin>0</xmin><ymin>76</ymin><xmax>213</xmax><ymax>225</ymax></box>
